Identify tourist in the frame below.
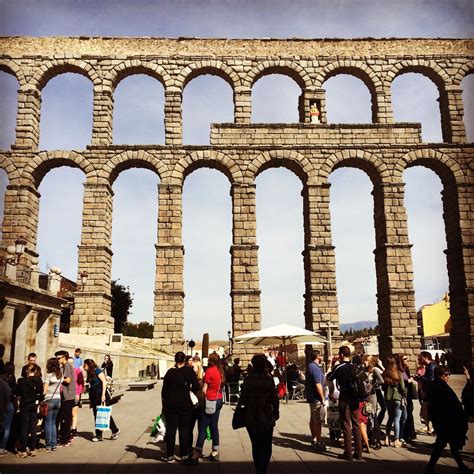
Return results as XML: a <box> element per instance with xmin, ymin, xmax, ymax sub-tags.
<box><xmin>15</xmin><ymin>363</ymin><xmax>42</xmax><ymax>458</ymax></box>
<box><xmin>187</xmin><ymin>353</ymin><xmax>225</xmax><ymax>464</ymax></box>
<box><xmin>266</xmin><ymin>352</ymin><xmax>276</xmax><ymax>370</ymax></box>
<box><xmin>425</xmin><ymin>366</ymin><xmax>470</xmax><ymax>474</ymax></box>
<box><xmin>326</xmin><ymin>356</ymin><xmax>342</xmax><ymax>445</ymax></box>
<box><xmin>55</xmin><ymin>350</ymin><xmax>76</xmax><ymax>446</ymax></box>
<box><xmin>383</xmin><ymin>356</ymin><xmax>407</xmax><ymax>447</ymax></box>
<box><xmin>0</xmin><ymin>362</ymin><xmax>15</xmax><ymax>457</ymax></box>
<box><xmin>371</xmin><ymin>356</ymin><xmax>386</xmax><ymax>426</ymax></box>
<box><xmin>73</xmin><ymin>348</ymin><xmax>83</xmax><ymax>369</ymax></box>
<box><xmin>327</xmin><ymin>346</ymin><xmax>363</xmax><ymax>461</ymax></box>
<box><xmin>101</xmin><ymin>354</ymin><xmax>114</xmax><ymax>378</ymax></box>
<box><xmin>83</xmin><ymin>359</ymin><xmax>120</xmax><ymax>442</ymax></box>
<box><xmin>21</xmin><ymin>353</ymin><xmax>39</xmax><ymax>378</ymax></box>
<box><xmin>188</xmin><ymin>358</ymin><xmax>204</xmax><ymax>453</ymax></box>
<box><xmin>68</xmin><ymin>356</ymin><xmax>85</xmax><ymax>439</ymax></box>
<box><xmin>239</xmin><ymin>354</ymin><xmax>279</xmax><ymax>474</ymax></box>
<box><xmin>418</xmin><ymin>351</ymin><xmax>437</xmax><ymax>434</ymax></box>
<box><xmin>43</xmin><ymin>357</ymin><xmax>62</xmax><ymax>451</ymax></box>
<box><xmin>161</xmin><ymin>351</ymin><xmax>199</xmax><ymax>463</ymax></box>
<box><xmin>398</xmin><ymin>353</ymin><xmax>417</xmax><ymax>443</ymax></box>
<box><xmin>366</xmin><ymin>356</ymin><xmax>383</xmax><ymax>449</ymax></box>
<box><xmin>305</xmin><ymin>350</ymin><xmax>326</xmax><ymax>451</ymax></box>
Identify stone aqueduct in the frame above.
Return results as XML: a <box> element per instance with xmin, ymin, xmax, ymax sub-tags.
<box><xmin>0</xmin><ymin>37</ymin><xmax>472</xmax><ymax>368</ymax></box>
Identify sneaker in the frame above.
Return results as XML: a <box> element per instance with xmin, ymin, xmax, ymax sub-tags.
<box><xmin>28</xmin><ymin>450</ymin><xmax>36</xmax><ymax>457</ymax></box>
<box><xmin>313</xmin><ymin>441</ymin><xmax>327</xmax><ymax>452</ymax></box>
<box><xmin>394</xmin><ymin>439</ymin><xmax>403</xmax><ymax>448</ymax></box>
<box><xmin>51</xmin><ymin>447</ymin><xmax>57</xmax><ymax>451</ymax></box>
<box><xmin>353</xmin><ymin>453</ymin><xmax>363</xmax><ymax>461</ymax></box>
<box><xmin>0</xmin><ymin>449</ymin><xmax>8</xmax><ymax>457</ymax></box>
<box><xmin>71</xmin><ymin>429</ymin><xmax>79</xmax><ymax>439</ymax></box>
<box><xmin>59</xmin><ymin>441</ymin><xmax>71</xmax><ymax>447</ymax></box>
<box><xmin>161</xmin><ymin>455</ymin><xmax>176</xmax><ymax>463</ymax></box>
<box><xmin>92</xmin><ymin>437</ymin><xmax>103</xmax><ymax>442</ymax></box>
<box><xmin>16</xmin><ymin>451</ymin><xmax>28</xmax><ymax>458</ymax></box>
<box><xmin>111</xmin><ymin>429</ymin><xmax>120</xmax><ymax>440</ymax></box>
<box><xmin>207</xmin><ymin>451</ymin><xmax>219</xmax><ymax>462</ymax></box>
<box><xmin>181</xmin><ymin>456</ymin><xmax>199</xmax><ymax>465</ymax></box>
<box><xmin>338</xmin><ymin>452</ymin><xmax>353</xmax><ymax>461</ymax></box>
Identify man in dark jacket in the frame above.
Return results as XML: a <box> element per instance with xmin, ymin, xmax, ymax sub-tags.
<box><xmin>425</xmin><ymin>366</ymin><xmax>470</xmax><ymax>474</ymax></box>
<box><xmin>240</xmin><ymin>354</ymin><xmax>279</xmax><ymax>474</ymax></box>
<box><xmin>161</xmin><ymin>351</ymin><xmax>199</xmax><ymax>463</ymax></box>
<box><xmin>327</xmin><ymin>346</ymin><xmax>362</xmax><ymax>461</ymax></box>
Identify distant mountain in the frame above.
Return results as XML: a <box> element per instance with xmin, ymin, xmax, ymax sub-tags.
<box><xmin>340</xmin><ymin>320</ymin><xmax>378</xmax><ymax>332</ymax></box>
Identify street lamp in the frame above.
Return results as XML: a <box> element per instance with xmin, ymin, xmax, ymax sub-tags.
<box><xmin>188</xmin><ymin>339</ymin><xmax>195</xmax><ymax>356</ymax></box>
<box><xmin>227</xmin><ymin>330</ymin><xmax>232</xmax><ymax>355</ymax></box>
<box><xmin>79</xmin><ymin>271</ymin><xmax>88</xmax><ymax>288</ymax></box>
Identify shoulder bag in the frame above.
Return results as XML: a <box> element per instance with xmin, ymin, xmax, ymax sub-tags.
<box><xmin>232</xmin><ymin>402</ymin><xmax>246</xmax><ymax>430</ymax></box>
<box><xmin>39</xmin><ymin>376</ymin><xmax>61</xmax><ymax>417</ymax></box>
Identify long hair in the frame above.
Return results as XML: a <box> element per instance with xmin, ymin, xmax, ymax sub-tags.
<box><xmin>207</xmin><ymin>353</ymin><xmax>225</xmax><ymax>384</ymax></box>
<box><xmin>194</xmin><ymin>360</ymin><xmax>204</xmax><ymax>380</ymax></box>
<box><xmin>46</xmin><ymin>357</ymin><xmax>62</xmax><ymax>379</ymax></box>
<box><xmin>83</xmin><ymin>358</ymin><xmax>98</xmax><ymax>382</ymax></box>
<box><xmin>383</xmin><ymin>357</ymin><xmax>401</xmax><ymax>386</ymax></box>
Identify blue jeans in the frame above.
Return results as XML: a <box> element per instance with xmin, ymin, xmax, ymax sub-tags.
<box><xmin>386</xmin><ymin>399</ymin><xmax>407</xmax><ymax>440</ymax></box>
<box><xmin>0</xmin><ymin>401</ymin><xmax>14</xmax><ymax>450</ymax></box>
<box><xmin>196</xmin><ymin>398</ymin><xmax>223</xmax><ymax>450</ymax></box>
<box><xmin>44</xmin><ymin>398</ymin><xmax>61</xmax><ymax>449</ymax></box>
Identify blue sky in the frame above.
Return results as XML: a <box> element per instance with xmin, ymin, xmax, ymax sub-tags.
<box><xmin>0</xmin><ymin>0</ymin><xmax>473</xmax><ymax>340</ymax></box>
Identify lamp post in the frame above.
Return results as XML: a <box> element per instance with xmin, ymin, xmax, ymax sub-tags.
<box><xmin>227</xmin><ymin>330</ymin><xmax>232</xmax><ymax>356</ymax></box>
<box><xmin>188</xmin><ymin>339</ymin><xmax>195</xmax><ymax>356</ymax></box>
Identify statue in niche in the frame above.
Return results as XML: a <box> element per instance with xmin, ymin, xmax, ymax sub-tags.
<box><xmin>310</xmin><ymin>103</ymin><xmax>320</xmax><ymax>124</ymax></box>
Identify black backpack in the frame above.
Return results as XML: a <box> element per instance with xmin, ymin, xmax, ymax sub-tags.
<box><xmin>351</xmin><ymin>364</ymin><xmax>373</xmax><ymax>399</ymax></box>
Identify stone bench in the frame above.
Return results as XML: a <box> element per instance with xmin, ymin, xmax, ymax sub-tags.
<box><xmin>128</xmin><ymin>381</ymin><xmax>158</xmax><ymax>391</ymax></box>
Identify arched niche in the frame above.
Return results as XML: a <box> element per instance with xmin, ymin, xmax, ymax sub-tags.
<box><xmin>0</xmin><ymin>69</ymin><xmax>19</xmax><ymax>150</ymax></box>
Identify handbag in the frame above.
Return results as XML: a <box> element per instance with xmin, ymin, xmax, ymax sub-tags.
<box><xmin>232</xmin><ymin>403</ymin><xmax>246</xmax><ymax>430</ymax></box>
<box><xmin>205</xmin><ymin>399</ymin><xmax>217</xmax><ymax>414</ymax></box>
<box><xmin>39</xmin><ymin>375</ymin><xmax>61</xmax><ymax>417</ymax></box>
<box><xmin>95</xmin><ymin>404</ymin><xmax>112</xmax><ymax>430</ymax></box>
<box><xmin>190</xmin><ymin>390</ymin><xmax>199</xmax><ymax>408</ymax></box>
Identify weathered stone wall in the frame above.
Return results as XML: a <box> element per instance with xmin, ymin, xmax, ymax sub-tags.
<box><xmin>0</xmin><ymin>37</ymin><xmax>472</xmax><ymax>368</ymax></box>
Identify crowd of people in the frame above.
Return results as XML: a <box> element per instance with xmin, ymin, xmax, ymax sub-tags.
<box><xmin>0</xmin><ymin>346</ymin><xmax>119</xmax><ymax>458</ymax></box>
<box><xmin>160</xmin><ymin>347</ymin><xmax>473</xmax><ymax>474</ymax></box>
<box><xmin>0</xmin><ymin>343</ymin><xmax>472</xmax><ymax>474</ymax></box>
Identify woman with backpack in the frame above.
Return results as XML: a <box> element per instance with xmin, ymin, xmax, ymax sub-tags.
<box><xmin>383</xmin><ymin>356</ymin><xmax>407</xmax><ymax>447</ymax></box>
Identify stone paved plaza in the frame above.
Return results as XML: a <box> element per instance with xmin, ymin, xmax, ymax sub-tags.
<box><xmin>0</xmin><ymin>378</ymin><xmax>472</xmax><ymax>474</ymax></box>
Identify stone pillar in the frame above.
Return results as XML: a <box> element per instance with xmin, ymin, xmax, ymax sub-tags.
<box><xmin>372</xmin><ymin>181</ymin><xmax>419</xmax><ymax>363</ymax></box>
<box><xmin>234</xmin><ymin>87</ymin><xmax>252</xmax><ymax>124</ymax></box>
<box><xmin>13</xmin><ymin>306</ymin><xmax>29</xmax><ymax>374</ymax></box>
<box><xmin>164</xmin><ymin>89</ymin><xmax>182</xmax><ymax>146</ymax></box>
<box><xmin>91</xmin><ymin>87</ymin><xmax>113</xmax><ymax>146</ymax></box>
<box><xmin>375</xmin><ymin>87</ymin><xmax>394</xmax><ymax>124</ymax></box>
<box><xmin>12</xmin><ymin>87</ymin><xmax>41</xmax><ymax>151</ymax></box>
<box><xmin>153</xmin><ymin>184</ymin><xmax>184</xmax><ymax>352</ymax></box>
<box><xmin>444</xmin><ymin>85</ymin><xmax>467</xmax><ymax>144</ymax></box>
<box><xmin>230</xmin><ymin>183</ymin><xmax>261</xmax><ymax>362</ymax></box>
<box><xmin>70</xmin><ymin>181</ymin><xmax>114</xmax><ymax>334</ymax></box>
<box><xmin>302</xmin><ymin>183</ymin><xmax>340</xmax><ymax>353</ymax></box>
<box><xmin>299</xmin><ymin>89</ymin><xmax>327</xmax><ymax>124</ymax></box>
<box><xmin>1</xmin><ymin>184</ymin><xmax>41</xmax><ymax>272</ymax></box>
<box><xmin>443</xmin><ymin>182</ymin><xmax>473</xmax><ymax>370</ymax></box>
<box><xmin>0</xmin><ymin>303</ymin><xmax>16</xmax><ymax>362</ymax></box>
<box><xmin>35</xmin><ymin>310</ymin><xmax>50</xmax><ymax>369</ymax></box>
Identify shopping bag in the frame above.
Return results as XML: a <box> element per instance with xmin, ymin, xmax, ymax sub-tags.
<box><xmin>95</xmin><ymin>405</ymin><xmax>112</xmax><ymax>430</ymax></box>
<box><xmin>150</xmin><ymin>415</ymin><xmax>161</xmax><ymax>437</ymax></box>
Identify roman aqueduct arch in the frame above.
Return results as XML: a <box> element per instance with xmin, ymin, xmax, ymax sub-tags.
<box><xmin>0</xmin><ymin>37</ymin><xmax>472</xmax><ymax>369</ymax></box>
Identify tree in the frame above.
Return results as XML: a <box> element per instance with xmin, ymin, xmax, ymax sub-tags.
<box><xmin>122</xmin><ymin>321</ymin><xmax>153</xmax><ymax>338</ymax></box>
<box><xmin>111</xmin><ymin>279</ymin><xmax>134</xmax><ymax>333</ymax></box>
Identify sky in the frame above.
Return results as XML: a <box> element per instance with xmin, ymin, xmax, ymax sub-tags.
<box><xmin>0</xmin><ymin>0</ymin><xmax>473</xmax><ymax>341</ymax></box>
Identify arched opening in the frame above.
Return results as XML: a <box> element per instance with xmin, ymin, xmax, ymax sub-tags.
<box><xmin>183</xmin><ymin>75</ymin><xmax>233</xmax><ymax>145</ymax></box>
<box><xmin>392</xmin><ymin>73</ymin><xmax>443</xmax><ymax>143</ymax></box>
<box><xmin>461</xmin><ymin>73</ymin><xmax>474</xmax><ymax>142</ymax></box>
<box><xmin>256</xmin><ymin>167</ymin><xmax>304</xmax><ymax>327</ymax></box>
<box><xmin>37</xmin><ymin>167</ymin><xmax>85</xmax><ymax>279</ymax></box>
<box><xmin>329</xmin><ymin>168</ymin><xmax>378</xmax><ymax>330</ymax></box>
<box><xmin>113</xmin><ymin>75</ymin><xmax>165</xmax><ymax>144</ymax></box>
<box><xmin>404</xmin><ymin>166</ymin><xmax>450</xmax><ymax>348</ymax></box>
<box><xmin>0</xmin><ymin>168</ymin><xmax>8</xmax><ymax>241</ymax></box>
<box><xmin>252</xmin><ymin>74</ymin><xmax>300</xmax><ymax>123</ymax></box>
<box><xmin>324</xmin><ymin>74</ymin><xmax>372</xmax><ymax>123</ymax></box>
<box><xmin>112</xmin><ymin>168</ymin><xmax>160</xmax><ymax>330</ymax></box>
<box><xmin>0</xmin><ymin>70</ymin><xmax>18</xmax><ymax>149</ymax></box>
<box><xmin>182</xmin><ymin>168</ymin><xmax>232</xmax><ymax>341</ymax></box>
<box><xmin>39</xmin><ymin>73</ymin><xmax>93</xmax><ymax>150</ymax></box>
